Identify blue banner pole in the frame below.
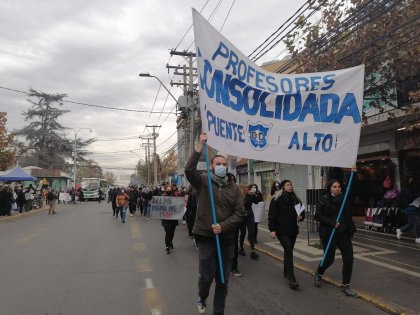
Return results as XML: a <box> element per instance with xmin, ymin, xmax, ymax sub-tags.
<box><xmin>203</xmin><ymin>143</ymin><xmax>225</xmax><ymax>284</ymax></box>
<box><xmin>320</xmin><ymin>171</ymin><xmax>355</xmax><ymax>267</ymax></box>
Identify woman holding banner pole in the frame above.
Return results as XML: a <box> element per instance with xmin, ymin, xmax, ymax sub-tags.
<box><xmin>268</xmin><ymin>180</ymin><xmax>304</xmax><ymax>289</ymax></box>
<box><xmin>313</xmin><ymin>178</ymin><xmax>358</xmax><ymax>297</ymax></box>
<box><xmin>185</xmin><ymin>132</ymin><xmax>246</xmax><ymax>315</ymax></box>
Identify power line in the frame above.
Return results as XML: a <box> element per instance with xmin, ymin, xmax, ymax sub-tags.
<box><xmin>248</xmin><ymin>0</ymin><xmax>312</xmax><ymax>59</ymax></box>
<box><xmin>168</xmin><ymin>0</ymin><xmax>212</xmax><ymax>64</ymax></box>
<box><xmin>220</xmin><ymin>0</ymin><xmax>236</xmax><ymax>31</ymax></box>
<box><xmin>142</xmin><ymin>84</ymin><xmax>162</xmax><ymax>134</ymax></box>
<box><xmin>0</xmin><ymin>85</ymin><xmax>174</xmax><ymax>115</ymax></box>
<box><xmin>156</xmin><ymin>130</ymin><xmax>177</xmax><ymax>148</ymax></box>
<box><xmin>252</xmin><ymin>0</ymin><xmax>327</xmax><ymax>62</ymax></box>
<box><xmin>185</xmin><ymin>0</ymin><xmax>226</xmax><ymax>51</ymax></box>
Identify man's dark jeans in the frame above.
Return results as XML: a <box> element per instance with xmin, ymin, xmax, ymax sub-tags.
<box><xmin>197</xmin><ymin>238</ymin><xmax>234</xmax><ymax>315</ymax></box>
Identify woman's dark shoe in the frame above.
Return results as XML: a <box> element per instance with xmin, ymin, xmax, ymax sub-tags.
<box><xmin>165</xmin><ymin>247</ymin><xmax>170</xmax><ymax>254</ymax></box>
<box><xmin>289</xmin><ymin>278</ymin><xmax>299</xmax><ymax>289</ymax></box>
<box><xmin>250</xmin><ymin>251</ymin><xmax>259</xmax><ymax>260</ymax></box>
<box><xmin>238</xmin><ymin>248</ymin><xmax>245</xmax><ymax>256</ymax></box>
<box><xmin>341</xmin><ymin>284</ymin><xmax>358</xmax><ymax>297</ymax></box>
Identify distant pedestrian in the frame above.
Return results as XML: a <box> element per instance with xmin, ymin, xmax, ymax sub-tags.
<box><xmin>24</xmin><ymin>185</ymin><xmax>36</xmax><ymax>211</ymax></box>
<box><xmin>137</xmin><ymin>187</ymin><xmax>143</xmax><ymax>215</ymax></box>
<box><xmin>270</xmin><ymin>180</ymin><xmax>281</xmax><ymax>197</ymax></box>
<box><xmin>0</xmin><ymin>185</ymin><xmax>12</xmax><ymax>216</ymax></box>
<box><xmin>116</xmin><ymin>188</ymin><xmax>129</xmax><ymax>223</ymax></box>
<box><xmin>239</xmin><ymin>184</ymin><xmax>260</xmax><ymax>260</ymax></box>
<box><xmin>110</xmin><ymin>187</ymin><xmax>118</xmax><ymax>217</ymax></box>
<box><xmin>46</xmin><ymin>189</ymin><xmax>57</xmax><ymax>214</ymax></box>
<box><xmin>16</xmin><ymin>186</ymin><xmax>26</xmax><ymax>213</ymax></box>
<box><xmin>128</xmin><ymin>186</ymin><xmax>138</xmax><ymax>217</ymax></box>
<box><xmin>397</xmin><ymin>196</ymin><xmax>420</xmax><ymax>243</ymax></box>
<box><xmin>268</xmin><ymin>180</ymin><xmax>304</xmax><ymax>289</ymax></box>
<box><xmin>313</xmin><ymin>179</ymin><xmax>358</xmax><ymax>297</ymax></box>
<box><xmin>98</xmin><ymin>188</ymin><xmax>102</xmax><ymax>203</ymax></box>
<box><xmin>185</xmin><ymin>186</ymin><xmax>198</xmax><ymax>239</ymax></box>
<box><xmin>185</xmin><ymin>132</ymin><xmax>246</xmax><ymax>315</ymax></box>
<box><xmin>162</xmin><ymin>187</ymin><xmax>179</xmax><ymax>254</ymax></box>
<box><xmin>142</xmin><ymin>187</ymin><xmax>153</xmax><ymax>220</ymax></box>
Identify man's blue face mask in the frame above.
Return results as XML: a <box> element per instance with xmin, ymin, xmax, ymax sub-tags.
<box><xmin>214</xmin><ymin>165</ymin><xmax>227</xmax><ymax>178</ymax></box>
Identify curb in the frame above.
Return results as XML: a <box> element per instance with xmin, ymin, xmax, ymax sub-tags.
<box><xmin>250</xmin><ymin>243</ymin><xmax>417</xmax><ymax>315</ymax></box>
<box><xmin>0</xmin><ymin>206</ymin><xmax>49</xmax><ymax>223</ymax></box>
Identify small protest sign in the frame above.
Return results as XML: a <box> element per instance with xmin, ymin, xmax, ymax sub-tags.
<box><xmin>149</xmin><ymin>196</ymin><xmax>185</xmax><ymax>220</ymax></box>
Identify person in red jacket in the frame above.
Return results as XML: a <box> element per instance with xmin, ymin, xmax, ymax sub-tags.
<box><xmin>116</xmin><ymin>188</ymin><xmax>129</xmax><ymax>223</ymax></box>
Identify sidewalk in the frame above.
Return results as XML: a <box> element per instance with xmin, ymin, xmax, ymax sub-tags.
<box><xmin>253</xmin><ymin>217</ymin><xmax>420</xmax><ymax>315</ymax></box>
<box><xmin>0</xmin><ymin>207</ymin><xmax>49</xmax><ymax>222</ymax></box>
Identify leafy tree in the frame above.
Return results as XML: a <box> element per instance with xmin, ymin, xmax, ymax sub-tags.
<box><xmin>14</xmin><ymin>89</ymin><xmax>95</xmax><ymax>170</ymax></box>
<box><xmin>280</xmin><ymin>0</ymin><xmax>419</xmax><ymax>122</ymax></box>
<box><xmin>76</xmin><ymin>159</ymin><xmax>103</xmax><ymax>181</ymax></box>
<box><xmin>104</xmin><ymin>171</ymin><xmax>117</xmax><ymax>185</ymax></box>
<box><xmin>0</xmin><ymin>112</ymin><xmax>16</xmax><ymax>171</ymax></box>
<box><xmin>160</xmin><ymin>149</ymin><xmax>177</xmax><ymax>180</ymax></box>
<box><xmin>135</xmin><ymin>159</ymin><xmax>152</xmax><ymax>184</ymax></box>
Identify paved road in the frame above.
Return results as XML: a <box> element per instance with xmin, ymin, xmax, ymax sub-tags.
<box><xmin>256</xmin><ymin>216</ymin><xmax>420</xmax><ymax>313</ymax></box>
<box><xmin>0</xmin><ymin>201</ymin><xmax>387</xmax><ymax>315</ymax></box>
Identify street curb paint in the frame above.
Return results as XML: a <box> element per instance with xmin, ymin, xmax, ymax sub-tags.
<box><xmin>0</xmin><ymin>206</ymin><xmax>48</xmax><ymax>222</ymax></box>
<box><xmin>250</xmin><ymin>243</ymin><xmax>417</xmax><ymax>315</ymax></box>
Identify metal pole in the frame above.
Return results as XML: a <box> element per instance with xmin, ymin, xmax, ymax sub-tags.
<box><xmin>153</xmin><ymin>126</ymin><xmax>157</xmax><ymax>185</ymax></box>
<box><xmin>188</xmin><ymin>55</ymin><xmax>194</xmax><ymax>158</ymax></box>
<box><xmin>73</xmin><ymin>132</ymin><xmax>77</xmax><ymax>189</ymax></box>
<box><xmin>147</xmin><ymin>139</ymin><xmax>151</xmax><ymax>185</ymax></box>
<box><xmin>204</xmin><ymin>143</ymin><xmax>225</xmax><ymax>284</ymax></box>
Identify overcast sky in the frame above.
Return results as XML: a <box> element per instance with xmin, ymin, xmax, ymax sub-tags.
<box><xmin>0</xmin><ymin>0</ymin><xmax>306</xmax><ymax>177</ymax></box>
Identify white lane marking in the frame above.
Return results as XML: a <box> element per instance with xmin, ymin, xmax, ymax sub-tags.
<box><xmin>356</xmin><ymin>256</ymin><xmax>420</xmax><ymax>278</ymax></box>
<box><xmin>145</xmin><ymin>278</ymin><xmax>154</xmax><ymax>289</ymax></box>
<box><xmin>151</xmin><ymin>309</ymin><xmax>162</xmax><ymax>315</ymax></box>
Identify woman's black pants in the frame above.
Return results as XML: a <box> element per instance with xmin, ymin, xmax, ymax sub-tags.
<box><xmin>277</xmin><ymin>234</ymin><xmax>297</xmax><ymax>280</ymax></box>
<box><xmin>317</xmin><ymin>232</ymin><xmax>354</xmax><ymax>285</ymax></box>
<box><xmin>164</xmin><ymin>225</ymin><xmax>176</xmax><ymax>247</ymax></box>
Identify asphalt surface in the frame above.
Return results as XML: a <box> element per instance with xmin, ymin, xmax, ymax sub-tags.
<box><xmin>0</xmin><ymin>201</ymin><xmax>389</xmax><ymax>315</ymax></box>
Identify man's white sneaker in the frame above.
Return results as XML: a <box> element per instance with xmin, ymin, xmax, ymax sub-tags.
<box><xmin>197</xmin><ymin>299</ymin><xmax>207</xmax><ymax>314</ymax></box>
<box><xmin>415</xmin><ymin>238</ymin><xmax>420</xmax><ymax>244</ymax></box>
<box><xmin>130</xmin><ymin>214</ymin><xmax>133</xmax><ymax>217</ymax></box>
<box><xmin>396</xmin><ymin>228</ymin><xmax>402</xmax><ymax>239</ymax></box>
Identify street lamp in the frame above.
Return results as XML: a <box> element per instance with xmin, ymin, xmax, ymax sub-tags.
<box><xmin>73</xmin><ymin>128</ymin><xmax>92</xmax><ymax>189</ymax></box>
<box><xmin>139</xmin><ymin>73</ymin><xmax>185</xmax><ymax>115</ymax></box>
<box><xmin>128</xmin><ymin>150</ymin><xmax>142</xmax><ymax>176</ymax></box>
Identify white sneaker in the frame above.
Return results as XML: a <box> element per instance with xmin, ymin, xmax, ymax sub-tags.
<box><xmin>183</xmin><ymin>220</ymin><xmax>186</xmax><ymax>225</ymax></box>
<box><xmin>415</xmin><ymin>238</ymin><xmax>420</xmax><ymax>244</ymax></box>
<box><xmin>396</xmin><ymin>228</ymin><xmax>402</xmax><ymax>239</ymax></box>
<box><xmin>130</xmin><ymin>214</ymin><xmax>133</xmax><ymax>217</ymax></box>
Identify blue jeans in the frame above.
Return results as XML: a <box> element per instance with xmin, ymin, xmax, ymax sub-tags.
<box><xmin>401</xmin><ymin>214</ymin><xmax>420</xmax><ymax>238</ymax></box>
<box><xmin>143</xmin><ymin>202</ymin><xmax>150</xmax><ymax>218</ymax></box>
<box><xmin>120</xmin><ymin>206</ymin><xmax>127</xmax><ymax>222</ymax></box>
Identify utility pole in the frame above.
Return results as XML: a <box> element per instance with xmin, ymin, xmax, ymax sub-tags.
<box><xmin>141</xmin><ymin>137</ymin><xmax>153</xmax><ymax>185</ymax></box>
<box><xmin>73</xmin><ymin>133</ymin><xmax>77</xmax><ymax>189</ymax></box>
<box><xmin>146</xmin><ymin>125</ymin><xmax>161</xmax><ymax>185</ymax></box>
<box><xmin>168</xmin><ymin>50</ymin><xmax>198</xmax><ymax>167</ymax></box>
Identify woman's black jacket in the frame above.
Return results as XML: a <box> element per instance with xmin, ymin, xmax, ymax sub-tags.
<box><xmin>315</xmin><ymin>194</ymin><xmax>356</xmax><ymax>241</ymax></box>
<box><xmin>268</xmin><ymin>193</ymin><xmax>304</xmax><ymax>237</ymax></box>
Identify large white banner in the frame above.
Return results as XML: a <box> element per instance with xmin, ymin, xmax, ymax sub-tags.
<box><xmin>192</xmin><ymin>9</ymin><xmax>365</xmax><ymax>168</ymax></box>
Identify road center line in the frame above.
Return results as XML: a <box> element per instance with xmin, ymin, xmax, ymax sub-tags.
<box><xmin>145</xmin><ymin>278</ymin><xmax>154</xmax><ymax>289</ymax></box>
<box><xmin>16</xmin><ymin>228</ymin><xmax>49</xmax><ymax>245</ymax></box>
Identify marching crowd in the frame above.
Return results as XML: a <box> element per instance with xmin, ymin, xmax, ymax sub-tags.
<box><xmin>1</xmin><ymin>132</ymin><xmax>419</xmax><ymax>315</ymax></box>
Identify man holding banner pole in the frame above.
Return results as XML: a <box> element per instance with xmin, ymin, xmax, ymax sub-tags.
<box><xmin>185</xmin><ymin>132</ymin><xmax>246</xmax><ymax>315</ymax></box>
